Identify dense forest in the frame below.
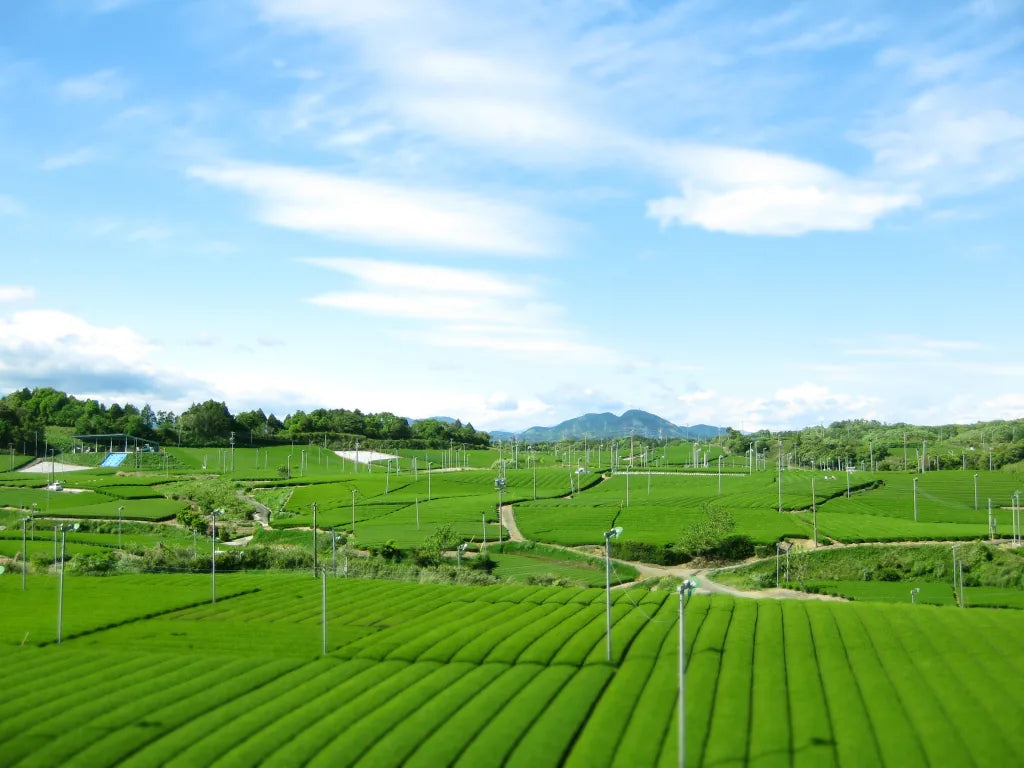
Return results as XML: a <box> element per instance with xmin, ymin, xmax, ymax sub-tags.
<box><xmin>0</xmin><ymin>387</ymin><xmax>489</xmax><ymax>452</ymax></box>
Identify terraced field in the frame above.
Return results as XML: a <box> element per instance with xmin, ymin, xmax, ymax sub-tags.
<box><xmin>2</xmin><ymin>572</ymin><xmax>1023</xmax><ymax>766</ymax></box>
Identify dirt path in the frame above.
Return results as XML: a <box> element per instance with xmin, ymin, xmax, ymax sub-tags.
<box><xmin>500</xmin><ymin>504</ymin><xmax>525</xmax><ymax>542</ymax></box>
<box><xmin>240</xmin><ymin>492</ymin><xmax>272</xmax><ymax>529</ymax></box>
<box><xmin>503</xmin><ymin>503</ymin><xmax>848</xmax><ymax>602</ymax></box>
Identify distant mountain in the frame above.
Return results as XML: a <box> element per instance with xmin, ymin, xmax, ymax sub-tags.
<box><xmin>406</xmin><ymin>416</ymin><xmax>458</xmax><ymax>425</ymax></box>
<box><xmin>495</xmin><ymin>410</ymin><xmax>725</xmax><ymax>443</ymax></box>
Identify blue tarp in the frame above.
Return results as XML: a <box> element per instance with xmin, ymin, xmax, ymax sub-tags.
<box><xmin>100</xmin><ymin>452</ymin><xmax>128</xmax><ymax>467</ymax></box>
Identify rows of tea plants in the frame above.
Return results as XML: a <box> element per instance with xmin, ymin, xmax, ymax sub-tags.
<box><xmin>806</xmin><ymin>580</ymin><xmax>1024</xmax><ymax>608</ymax></box>
<box><xmin>2</xmin><ymin>572</ymin><xmax>1022</xmax><ymax>765</ymax></box>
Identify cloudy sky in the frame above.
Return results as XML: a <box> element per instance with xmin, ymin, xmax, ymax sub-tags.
<box><xmin>1</xmin><ymin>0</ymin><xmax>1022</xmax><ymax>432</ymax></box>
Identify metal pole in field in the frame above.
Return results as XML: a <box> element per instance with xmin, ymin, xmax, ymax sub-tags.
<box><xmin>677</xmin><ymin>579</ymin><xmax>697</xmax><ymax>768</ymax></box>
<box><xmin>811</xmin><ymin>478</ymin><xmax>818</xmax><ymax>548</ymax></box>
<box><xmin>57</xmin><ymin>527</ymin><xmax>66</xmax><ymax>643</ymax></box>
<box><xmin>974</xmin><ymin>473</ymin><xmax>979</xmax><ymax>511</ymax></box>
<box><xmin>211</xmin><ymin>509</ymin><xmax>223</xmax><ymax>603</ymax></box>
<box><xmin>777</xmin><ymin>440</ymin><xmax>782</xmax><ymax>513</ymax></box>
<box><xmin>718</xmin><ymin>456</ymin><xmax>722</xmax><ymax>496</ymax></box>
<box><xmin>604</xmin><ymin>526</ymin><xmax>623</xmax><ymax>662</ymax></box>
<box><xmin>321</xmin><ymin>565</ymin><xmax>327</xmax><ymax>655</ymax></box>
<box><xmin>959</xmin><ymin>559</ymin><xmax>965</xmax><ymax>608</ymax></box>
<box><xmin>311</xmin><ymin>502</ymin><xmax>318</xmax><ymax>576</ymax></box>
<box><xmin>416</xmin><ymin>498</ymin><xmax>420</xmax><ymax>530</ymax></box>
<box><xmin>482</xmin><ymin>512</ymin><xmax>487</xmax><ymax>548</ymax></box>
<box><xmin>331</xmin><ymin>529</ymin><xmax>337</xmax><ymax>577</ymax></box>
<box><xmin>950</xmin><ymin>544</ymin><xmax>958</xmax><ymax>610</ymax></box>
<box><xmin>988</xmin><ymin>498</ymin><xmax>993</xmax><ymax>540</ymax></box>
<box><xmin>678</xmin><ymin>584</ymin><xmax>685</xmax><ymax>768</ymax></box>
<box><xmin>118</xmin><ymin>506</ymin><xmax>124</xmax><ymax>549</ymax></box>
<box><xmin>351</xmin><ymin>490</ymin><xmax>357</xmax><ymax>536</ymax></box>
<box><xmin>1011</xmin><ymin>493</ymin><xmax>1019</xmax><ymax>548</ymax></box>
<box><xmin>913</xmin><ymin>477</ymin><xmax>918</xmax><ymax>522</ymax></box>
<box><xmin>56</xmin><ymin>523</ymin><xmax>78</xmax><ymax>644</ymax></box>
<box><xmin>21</xmin><ymin>517</ymin><xmax>29</xmax><ymax>590</ymax></box>
<box><xmin>776</xmin><ymin>544</ymin><xmax>780</xmax><ymax>588</ymax></box>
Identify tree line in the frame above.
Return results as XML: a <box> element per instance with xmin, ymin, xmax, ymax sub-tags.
<box><xmin>0</xmin><ymin>387</ymin><xmax>490</xmax><ymax>452</ymax></box>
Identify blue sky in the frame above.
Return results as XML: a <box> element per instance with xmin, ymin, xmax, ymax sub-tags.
<box><xmin>1</xmin><ymin>0</ymin><xmax>1022</xmax><ymax>432</ymax></box>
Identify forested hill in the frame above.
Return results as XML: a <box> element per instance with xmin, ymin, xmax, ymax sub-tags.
<box><xmin>0</xmin><ymin>387</ymin><xmax>488</xmax><ymax>451</ymax></box>
<box><xmin>507</xmin><ymin>410</ymin><xmax>722</xmax><ymax>442</ymax></box>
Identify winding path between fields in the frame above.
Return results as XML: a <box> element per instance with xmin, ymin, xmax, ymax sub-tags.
<box><xmin>501</xmin><ymin>503</ymin><xmax>848</xmax><ymax>601</ymax></box>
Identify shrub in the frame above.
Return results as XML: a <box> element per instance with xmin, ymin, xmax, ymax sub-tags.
<box><xmin>70</xmin><ymin>552</ymin><xmax>119</xmax><ymax>574</ymax></box>
<box><xmin>470</xmin><ymin>551</ymin><xmax>497</xmax><ymax>573</ymax></box>
<box><xmin>713</xmin><ymin>534</ymin><xmax>755</xmax><ymax>561</ymax></box>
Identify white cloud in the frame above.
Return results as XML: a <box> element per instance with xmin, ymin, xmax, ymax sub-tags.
<box><xmin>84</xmin><ymin>218</ymin><xmax>171</xmax><ymax>243</ymax></box>
<box><xmin>58</xmin><ymin>69</ymin><xmax>126</xmax><ymax>101</ymax></box>
<box><xmin>256</xmin><ymin>1</ymin><xmax>925</xmax><ymax>238</ymax></box>
<box><xmin>727</xmin><ymin>384</ymin><xmax>880</xmax><ymax>432</ymax></box>
<box><xmin>645</xmin><ymin>144</ymin><xmax>917</xmax><ymax>235</ymax></box>
<box><xmin>0</xmin><ymin>194</ymin><xmax>24</xmax><ymax>216</ymax></box>
<box><xmin>487</xmin><ymin>391</ymin><xmax>518</xmax><ymax>411</ymax></box>
<box><xmin>855</xmin><ymin>85</ymin><xmax>1024</xmax><ymax>190</ymax></box>
<box><xmin>189</xmin><ymin>161</ymin><xmax>552</xmax><ymax>255</ymax></box>
<box><xmin>754</xmin><ymin>18</ymin><xmax>883</xmax><ymax>54</ymax></box>
<box><xmin>302</xmin><ymin>257</ymin><xmax>530</xmax><ymax>296</ymax></box>
<box><xmin>678</xmin><ymin>389</ymin><xmax>715</xmax><ymax>404</ymax></box>
<box><xmin>647</xmin><ymin>183</ymin><xmax>916</xmax><ymax>236</ymax></box>
<box><xmin>305</xmin><ymin>257</ymin><xmax>608</xmax><ymax>361</ymax></box>
<box><xmin>976</xmin><ymin>394</ymin><xmax>1024</xmax><ymax>419</ymax></box>
<box><xmin>0</xmin><ymin>286</ymin><xmax>35</xmax><ymax>303</ymax></box>
<box><xmin>846</xmin><ymin>334</ymin><xmax>982</xmax><ymax>359</ymax></box>
<box><xmin>42</xmin><ymin>147</ymin><xmax>98</xmax><ymax>171</ymax></box>
<box><xmin>0</xmin><ymin>310</ymin><xmax>153</xmax><ymax>366</ymax></box>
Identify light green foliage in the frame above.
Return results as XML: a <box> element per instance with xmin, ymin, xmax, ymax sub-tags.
<box><xmin>679</xmin><ymin>501</ymin><xmax>734</xmax><ymax>554</ymax></box>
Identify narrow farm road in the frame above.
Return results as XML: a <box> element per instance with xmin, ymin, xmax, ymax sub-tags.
<box><xmin>503</xmin><ymin>503</ymin><xmax>847</xmax><ymax>602</ymax></box>
<box><xmin>500</xmin><ymin>504</ymin><xmax>525</xmax><ymax>542</ymax></box>
<box><xmin>241</xmin><ymin>492</ymin><xmax>272</xmax><ymax>529</ymax></box>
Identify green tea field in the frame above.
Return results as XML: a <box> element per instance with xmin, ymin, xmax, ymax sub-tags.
<box><xmin>2</xmin><ymin>571</ymin><xmax>1023</xmax><ymax>766</ymax></box>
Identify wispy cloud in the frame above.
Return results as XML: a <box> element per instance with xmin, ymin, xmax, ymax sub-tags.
<box><xmin>305</xmin><ymin>257</ymin><xmax>608</xmax><ymax>361</ymax></box>
<box><xmin>846</xmin><ymin>334</ymin><xmax>983</xmax><ymax>359</ymax></box>
<box><xmin>0</xmin><ymin>194</ymin><xmax>24</xmax><ymax>216</ymax></box>
<box><xmin>754</xmin><ymin>18</ymin><xmax>884</xmax><ymax>54</ymax></box>
<box><xmin>189</xmin><ymin>161</ymin><xmax>554</xmax><ymax>254</ymax></box>
<box><xmin>854</xmin><ymin>84</ymin><xmax>1024</xmax><ymax>192</ymax></box>
<box><xmin>58</xmin><ymin>68</ymin><xmax>126</xmax><ymax>100</ymax></box>
<box><xmin>303</xmin><ymin>257</ymin><xmax>531</xmax><ymax>297</ymax></box>
<box><xmin>86</xmin><ymin>218</ymin><xmax>171</xmax><ymax>243</ymax></box>
<box><xmin>255</xmin><ymin>0</ymin><xmax>920</xmax><ymax>237</ymax></box>
<box><xmin>0</xmin><ymin>286</ymin><xmax>35</xmax><ymax>303</ymax></box>
<box><xmin>645</xmin><ymin>144</ymin><xmax>917</xmax><ymax>235</ymax></box>
<box><xmin>42</xmin><ymin>147</ymin><xmax>99</xmax><ymax>171</ymax></box>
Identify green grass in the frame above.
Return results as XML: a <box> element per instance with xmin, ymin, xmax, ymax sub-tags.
<box><xmin>488</xmin><ymin>542</ymin><xmax>637</xmax><ymax>587</ymax></box>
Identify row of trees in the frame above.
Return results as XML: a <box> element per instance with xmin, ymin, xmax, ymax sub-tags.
<box><xmin>723</xmin><ymin>418</ymin><xmax>1024</xmax><ymax>471</ymax></box>
<box><xmin>0</xmin><ymin>387</ymin><xmax>490</xmax><ymax>452</ymax></box>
